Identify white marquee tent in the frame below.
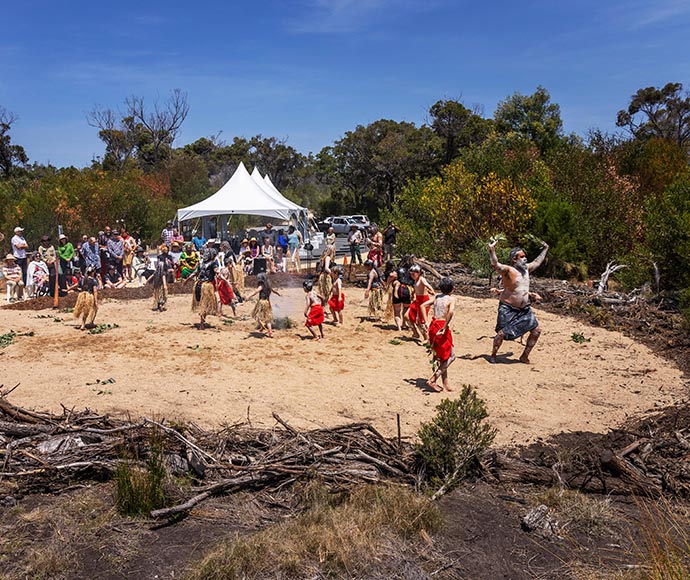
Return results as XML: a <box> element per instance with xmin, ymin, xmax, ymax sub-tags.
<box><xmin>176</xmin><ymin>162</ymin><xmax>309</xmax><ymax>239</ymax></box>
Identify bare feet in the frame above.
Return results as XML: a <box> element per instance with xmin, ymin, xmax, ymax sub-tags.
<box><xmin>519</xmin><ymin>354</ymin><xmax>531</xmax><ymax>364</ymax></box>
<box><xmin>426</xmin><ymin>379</ymin><xmax>442</xmax><ymax>392</ymax></box>
<box><xmin>443</xmin><ymin>383</ymin><xmax>454</xmax><ymax>392</ymax></box>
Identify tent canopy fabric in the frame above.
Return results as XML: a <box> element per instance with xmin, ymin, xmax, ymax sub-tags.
<box><xmin>250</xmin><ymin>167</ymin><xmax>303</xmax><ymax>212</ymax></box>
<box><xmin>177</xmin><ymin>162</ymin><xmax>302</xmax><ymax>223</ymax></box>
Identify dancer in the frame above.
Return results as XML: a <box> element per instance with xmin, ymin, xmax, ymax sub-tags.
<box><xmin>488</xmin><ymin>239</ymin><xmax>548</xmax><ymax>364</ymax></box>
<box><xmin>191</xmin><ymin>258</ymin><xmax>219</xmax><ymax>330</ymax></box>
<box><xmin>216</xmin><ymin>257</ymin><xmax>237</xmax><ymax>317</ymax></box>
<box><xmin>73</xmin><ymin>266</ymin><xmax>99</xmax><ymax>330</ymax></box>
<box><xmin>247</xmin><ymin>273</ymin><xmax>281</xmax><ymax>337</ymax></box>
<box><xmin>317</xmin><ymin>245</ymin><xmax>335</xmax><ymax>309</ymax></box>
<box><xmin>422</xmin><ymin>277</ymin><xmax>457</xmax><ymax>392</ymax></box>
<box><xmin>149</xmin><ymin>260</ymin><xmax>168</xmax><ymax>312</ymax></box>
<box><xmin>363</xmin><ymin>259</ymin><xmax>383</xmax><ymax>320</ymax></box>
<box><xmin>303</xmin><ymin>279</ymin><xmax>325</xmax><ymax>340</ymax></box>
<box><xmin>386</xmin><ymin>270</ymin><xmax>411</xmax><ymax>332</ymax></box>
<box><xmin>406</xmin><ymin>264</ymin><xmax>435</xmax><ymax>340</ymax></box>
<box><xmin>229</xmin><ymin>254</ymin><xmax>245</xmax><ymax>302</ymax></box>
<box><xmin>327</xmin><ymin>266</ymin><xmax>345</xmax><ymax>326</ymax></box>
<box><xmin>366</xmin><ymin>224</ymin><xmax>383</xmax><ymax>267</ymax></box>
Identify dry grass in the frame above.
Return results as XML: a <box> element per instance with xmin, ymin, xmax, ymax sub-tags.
<box><xmin>0</xmin><ymin>486</ymin><xmax>119</xmax><ymax>580</ymax></box>
<box><xmin>570</xmin><ymin>497</ymin><xmax>690</xmax><ymax>580</ymax></box>
<box><xmin>537</xmin><ymin>487</ymin><xmax>619</xmax><ymax>536</ymax></box>
<box><xmin>630</xmin><ymin>498</ymin><xmax>690</xmax><ymax>580</ymax></box>
<box><xmin>185</xmin><ymin>483</ymin><xmax>443</xmax><ymax>579</ymax></box>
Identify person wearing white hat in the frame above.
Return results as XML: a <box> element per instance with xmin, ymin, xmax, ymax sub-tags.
<box><xmin>3</xmin><ymin>254</ymin><xmax>24</xmax><ymax>302</ymax></box>
<box><xmin>10</xmin><ymin>226</ymin><xmax>28</xmax><ymax>283</ymax></box>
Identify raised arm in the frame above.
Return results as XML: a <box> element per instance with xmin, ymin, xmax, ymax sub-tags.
<box><xmin>488</xmin><ymin>240</ymin><xmax>509</xmax><ymax>274</ymax></box>
<box><xmin>528</xmin><ymin>241</ymin><xmax>549</xmax><ymax>272</ymax></box>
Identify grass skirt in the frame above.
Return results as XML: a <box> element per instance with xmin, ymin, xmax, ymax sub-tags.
<box><xmin>252</xmin><ymin>298</ymin><xmax>273</xmax><ymax>326</ymax></box>
<box><xmin>73</xmin><ymin>292</ymin><xmax>97</xmax><ymax>325</ymax></box>
<box><xmin>152</xmin><ymin>283</ymin><xmax>167</xmax><ymax>309</ymax></box>
<box><xmin>383</xmin><ymin>285</ymin><xmax>394</xmax><ymax>321</ymax></box>
<box><xmin>368</xmin><ymin>287</ymin><xmax>384</xmax><ymax>318</ymax></box>
<box><xmin>192</xmin><ymin>281</ymin><xmax>217</xmax><ymax>316</ymax></box>
<box><xmin>231</xmin><ymin>265</ymin><xmax>245</xmax><ymax>296</ymax></box>
<box><xmin>318</xmin><ymin>272</ymin><xmax>332</xmax><ymax>303</ymax></box>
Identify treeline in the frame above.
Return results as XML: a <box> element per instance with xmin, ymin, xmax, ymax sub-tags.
<box><xmin>1</xmin><ymin>83</ymin><xmax>690</xmax><ymax>299</ymax></box>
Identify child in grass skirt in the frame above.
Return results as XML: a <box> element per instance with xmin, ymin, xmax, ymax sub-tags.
<box><xmin>364</xmin><ymin>259</ymin><xmax>383</xmax><ymax>320</ymax></box>
<box><xmin>73</xmin><ymin>266</ymin><xmax>99</xmax><ymax>330</ymax></box>
<box><xmin>149</xmin><ymin>260</ymin><xmax>168</xmax><ymax>312</ymax></box>
<box><xmin>192</xmin><ymin>259</ymin><xmax>218</xmax><ymax>329</ymax></box>
<box><xmin>247</xmin><ymin>272</ymin><xmax>281</xmax><ymax>337</ymax></box>
<box><xmin>317</xmin><ymin>245</ymin><xmax>335</xmax><ymax>310</ymax></box>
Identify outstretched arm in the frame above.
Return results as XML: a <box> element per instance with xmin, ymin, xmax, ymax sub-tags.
<box><xmin>528</xmin><ymin>241</ymin><xmax>549</xmax><ymax>272</ymax></box>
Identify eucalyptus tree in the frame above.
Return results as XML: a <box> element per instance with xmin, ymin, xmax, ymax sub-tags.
<box><xmin>88</xmin><ymin>89</ymin><xmax>189</xmax><ymax>171</ymax></box>
<box><xmin>0</xmin><ymin>106</ymin><xmax>28</xmax><ymax>178</ymax></box>
<box><xmin>616</xmin><ymin>82</ymin><xmax>690</xmax><ymax>151</ymax></box>
<box><xmin>494</xmin><ymin>86</ymin><xmax>563</xmax><ymax>154</ymax></box>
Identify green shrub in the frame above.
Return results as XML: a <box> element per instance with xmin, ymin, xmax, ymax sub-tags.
<box><xmin>114</xmin><ymin>427</ymin><xmax>171</xmax><ymax>517</ymax></box>
<box><xmin>416</xmin><ymin>386</ymin><xmax>496</xmax><ymax>496</ymax></box>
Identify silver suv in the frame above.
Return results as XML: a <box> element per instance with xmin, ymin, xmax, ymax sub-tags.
<box><xmin>319</xmin><ymin>216</ymin><xmax>360</xmax><ymax>236</ymax></box>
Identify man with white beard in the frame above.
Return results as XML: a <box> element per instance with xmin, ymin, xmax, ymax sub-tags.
<box><xmin>488</xmin><ymin>240</ymin><xmax>549</xmax><ymax>364</ymax></box>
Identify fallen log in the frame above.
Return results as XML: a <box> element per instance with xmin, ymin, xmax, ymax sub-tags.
<box><xmin>483</xmin><ymin>451</ymin><xmax>557</xmax><ymax>486</ymax></box>
<box><xmin>600</xmin><ymin>449</ymin><xmax>662</xmax><ymax>498</ymax></box>
<box><xmin>0</xmin><ymin>420</ymin><xmax>55</xmax><ymax>438</ymax></box>
<box><xmin>150</xmin><ymin>471</ymin><xmax>282</xmax><ymax>519</ymax></box>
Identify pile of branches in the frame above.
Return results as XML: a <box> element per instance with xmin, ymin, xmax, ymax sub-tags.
<box><xmin>0</xmin><ymin>388</ymin><xmax>416</xmax><ymax>519</ymax></box>
<box><xmin>484</xmin><ymin>403</ymin><xmax>690</xmax><ymax>499</ymax></box>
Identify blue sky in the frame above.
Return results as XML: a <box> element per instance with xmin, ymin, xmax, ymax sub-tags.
<box><xmin>2</xmin><ymin>0</ymin><xmax>689</xmax><ymax>168</ymax></box>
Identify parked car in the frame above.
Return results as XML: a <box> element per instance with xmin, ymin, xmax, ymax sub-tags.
<box><xmin>349</xmin><ymin>214</ymin><xmax>370</xmax><ymax>228</ymax></box>
<box><xmin>317</xmin><ymin>216</ymin><xmax>362</xmax><ymax>236</ymax></box>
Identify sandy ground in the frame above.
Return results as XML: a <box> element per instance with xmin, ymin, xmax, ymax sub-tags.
<box><xmin>0</xmin><ymin>283</ymin><xmax>686</xmax><ymax>446</ymax></box>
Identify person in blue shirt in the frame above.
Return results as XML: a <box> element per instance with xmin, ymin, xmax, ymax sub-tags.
<box><xmin>192</xmin><ymin>231</ymin><xmax>206</xmax><ymax>251</ymax></box>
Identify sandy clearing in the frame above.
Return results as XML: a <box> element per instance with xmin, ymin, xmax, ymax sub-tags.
<box><xmin>0</xmin><ymin>285</ymin><xmax>686</xmax><ymax>445</ymax></box>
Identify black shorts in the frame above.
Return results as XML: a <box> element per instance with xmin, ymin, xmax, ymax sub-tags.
<box><xmin>392</xmin><ymin>284</ymin><xmax>411</xmax><ymax>305</ymax></box>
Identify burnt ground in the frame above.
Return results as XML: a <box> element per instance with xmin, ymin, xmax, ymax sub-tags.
<box><xmin>2</xmin><ymin>269</ymin><xmax>690</xmax><ymax>579</ymax></box>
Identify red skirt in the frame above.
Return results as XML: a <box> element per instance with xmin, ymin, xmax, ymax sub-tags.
<box><xmin>368</xmin><ymin>248</ymin><xmax>382</xmax><ymax>266</ymax></box>
<box><xmin>216</xmin><ymin>279</ymin><xmax>235</xmax><ymax>305</ymax></box>
<box><xmin>328</xmin><ymin>293</ymin><xmax>345</xmax><ymax>312</ymax></box>
<box><xmin>408</xmin><ymin>294</ymin><xmax>430</xmax><ymax>324</ymax></box>
<box><xmin>306</xmin><ymin>304</ymin><xmax>325</xmax><ymax>327</ymax></box>
<box><xmin>429</xmin><ymin>318</ymin><xmax>454</xmax><ymax>362</ymax></box>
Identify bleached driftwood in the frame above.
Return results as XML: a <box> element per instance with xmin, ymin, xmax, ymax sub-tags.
<box><xmin>596</xmin><ymin>262</ymin><xmax>628</xmax><ymax>296</ymax></box>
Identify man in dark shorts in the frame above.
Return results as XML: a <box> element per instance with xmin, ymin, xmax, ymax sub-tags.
<box><xmin>488</xmin><ymin>239</ymin><xmax>548</xmax><ymax>364</ymax></box>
